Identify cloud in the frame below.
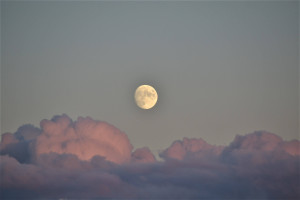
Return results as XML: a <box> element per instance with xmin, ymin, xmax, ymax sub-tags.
<box><xmin>219</xmin><ymin>131</ymin><xmax>300</xmax><ymax>199</ymax></box>
<box><xmin>0</xmin><ymin>155</ymin><xmax>133</xmax><ymax>199</ymax></box>
<box><xmin>131</xmin><ymin>147</ymin><xmax>156</xmax><ymax>163</ymax></box>
<box><xmin>0</xmin><ymin>132</ymin><xmax>31</xmax><ymax>164</ymax></box>
<box><xmin>0</xmin><ymin>115</ymin><xmax>299</xmax><ymax>199</ymax></box>
<box><xmin>34</xmin><ymin>114</ymin><xmax>133</xmax><ymax>164</ymax></box>
<box><xmin>160</xmin><ymin>137</ymin><xmax>224</xmax><ymax>161</ymax></box>
<box><xmin>14</xmin><ymin>124</ymin><xmax>41</xmax><ymax>141</ymax></box>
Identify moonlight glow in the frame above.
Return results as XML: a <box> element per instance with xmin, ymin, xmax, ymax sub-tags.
<box><xmin>135</xmin><ymin>85</ymin><xmax>158</xmax><ymax>109</ymax></box>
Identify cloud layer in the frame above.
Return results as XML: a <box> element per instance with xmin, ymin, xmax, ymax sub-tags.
<box><xmin>0</xmin><ymin>115</ymin><xmax>299</xmax><ymax>199</ymax></box>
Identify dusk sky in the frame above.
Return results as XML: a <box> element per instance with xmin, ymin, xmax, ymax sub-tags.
<box><xmin>0</xmin><ymin>1</ymin><xmax>299</xmax><ymax>199</ymax></box>
<box><xmin>1</xmin><ymin>1</ymin><xmax>299</xmax><ymax>152</ymax></box>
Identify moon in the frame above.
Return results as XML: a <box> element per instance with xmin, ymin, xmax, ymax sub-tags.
<box><xmin>135</xmin><ymin>85</ymin><xmax>158</xmax><ymax>109</ymax></box>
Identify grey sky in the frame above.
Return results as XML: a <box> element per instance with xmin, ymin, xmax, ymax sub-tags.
<box><xmin>1</xmin><ymin>1</ymin><xmax>299</xmax><ymax>155</ymax></box>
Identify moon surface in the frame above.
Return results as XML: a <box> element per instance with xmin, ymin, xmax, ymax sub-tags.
<box><xmin>135</xmin><ymin>85</ymin><xmax>158</xmax><ymax>109</ymax></box>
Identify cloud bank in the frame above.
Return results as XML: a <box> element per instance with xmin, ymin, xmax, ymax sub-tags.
<box><xmin>0</xmin><ymin>114</ymin><xmax>299</xmax><ymax>199</ymax></box>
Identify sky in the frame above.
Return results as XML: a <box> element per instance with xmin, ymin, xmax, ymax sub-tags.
<box><xmin>0</xmin><ymin>1</ymin><xmax>299</xmax><ymax>199</ymax></box>
<box><xmin>1</xmin><ymin>1</ymin><xmax>299</xmax><ymax>153</ymax></box>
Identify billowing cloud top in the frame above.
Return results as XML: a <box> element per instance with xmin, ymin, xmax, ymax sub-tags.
<box><xmin>35</xmin><ymin>114</ymin><xmax>133</xmax><ymax>164</ymax></box>
<box><xmin>0</xmin><ymin>115</ymin><xmax>299</xmax><ymax>199</ymax></box>
<box><xmin>160</xmin><ymin>137</ymin><xmax>224</xmax><ymax>161</ymax></box>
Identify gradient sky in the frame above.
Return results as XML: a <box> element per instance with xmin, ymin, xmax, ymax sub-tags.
<box><xmin>1</xmin><ymin>1</ymin><xmax>299</xmax><ymax>156</ymax></box>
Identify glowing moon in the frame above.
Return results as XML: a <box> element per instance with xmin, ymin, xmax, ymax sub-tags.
<box><xmin>135</xmin><ymin>85</ymin><xmax>158</xmax><ymax>109</ymax></box>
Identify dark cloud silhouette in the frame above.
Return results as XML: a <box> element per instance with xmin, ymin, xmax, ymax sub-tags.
<box><xmin>0</xmin><ymin>115</ymin><xmax>299</xmax><ymax>199</ymax></box>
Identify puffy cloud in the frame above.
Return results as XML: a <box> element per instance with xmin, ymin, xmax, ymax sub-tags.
<box><xmin>221</xmin><ymin>131</ymin><xmax>300</xmax><ymax>165</ymax></box>
<box><xmin>280</xmin><ymin>139</ymin><xmax>300</xmax><ymax>156</ymax></box>
<box><xmin>0</xmin><ymin>133</ymin><xmax>31</xmax><ymax>163</ymax></box>
<box><xmin>0</xmin><ymin>115</ymin><xmax>299</xmax><ymax>199</ymax></box>
<box><xmin>34</xmin><ymin>114</ymin><xmax>133</xmax><ymax>164</ymax></box>
<box><xmin>220</xmin><ymin>131</ymin><xmax>300</xmax><ymax>199</ymax></box>
<box><xmin>160</xmin><ymin>137</ymin><xmax>224</xmax><ymax>161</ymax></box>
<box><xmin>0</xmin><ymin>133</ymin><xmax>19</xmax><ymax>147</ymax></box>
<box><xmin>131</xmin><ymin>147</ymin><xmax>156</xmax><ymax>163</ymax></box>
<box><xmin>0</xmin><ymin>125</ymin><xmax>41</xmax><ymax>164</ymax></box>
<box><xmin>14</xmin><ymin>124</ymin><xmax>41</xmax><ymax>141</ymax></box>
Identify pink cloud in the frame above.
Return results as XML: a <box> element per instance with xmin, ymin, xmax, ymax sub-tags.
<box><xmin>0</xmin><ymin>133</ymin><xmax>18</xmax><ymax>148</ymax></box>
<box><xmin>34</xmin><ymin>114</ymin><xmax>133</xmax><ymax>164</ymax></box>
<box><xmin>280</xmin><ymin>139</ymin><xmax>300</xmax><ymax>156</ymax></box>
<box><xmin>160</xmin><ymin>137</ymin><xmax>224</xmax><ymax>161</ymax></box>
<box><xmin>131</xmin><ymin>147</ymin><xmax>156</xmax><ymax>163</ymax></box>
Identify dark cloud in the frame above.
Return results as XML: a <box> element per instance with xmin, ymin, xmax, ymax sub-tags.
<box><xmin>0</xmin><ymin>132</ymin><xmax>32</xmax><ymax>164</ymax></box>
<box><xmin>14</xmin><ymin>124</ymin><xmax>41</xmax><ymax>142</ymax></box>
<box><xmin>0</xmin><ymin>115</ymin><xmax>299</xmax><ymax>199</ymax></box>
<box><xmin>220</xmin><ymin>131</ymin><xmax>300</xmax><ymax>199</ymax></box>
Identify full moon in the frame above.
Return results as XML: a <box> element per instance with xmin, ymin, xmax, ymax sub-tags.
<box><xmin>135</xmin><ymin>85</ymin><xmax>158</xmax><ymax>109</ymax></box>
